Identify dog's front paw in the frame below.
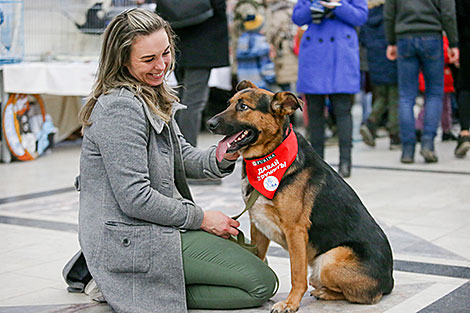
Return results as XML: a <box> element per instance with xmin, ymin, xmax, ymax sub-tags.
<box><xmin>270</xmin><ymin>300</ymin><xmax>299</xmax><ymax>313</ymax></box>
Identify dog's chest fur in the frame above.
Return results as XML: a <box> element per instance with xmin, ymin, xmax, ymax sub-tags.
<box><xmin>242</xmin><ymin>178</ymin><xmax>287</xmax><ymax>248</ymax></box>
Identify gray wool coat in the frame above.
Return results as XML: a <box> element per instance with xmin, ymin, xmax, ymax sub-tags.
<box><xmin>77</xmin><ymin>87</ymin><xmax>234</xmax><ymax>313</ymax></box>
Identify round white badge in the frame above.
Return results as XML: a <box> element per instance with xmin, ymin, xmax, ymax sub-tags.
<box><xmin>263</xmin><ymin>176</ymin><xmax>279</xmax><ymax>191</ymax></box>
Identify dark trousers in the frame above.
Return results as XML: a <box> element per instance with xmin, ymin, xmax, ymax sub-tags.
<box><xmin>305</xmin><ymin>94</ymin><xmax>353</xmax><ymax>162</ymax></box>
<box><xmin>459</xmin><ymin>90</ymin><xmax>470</xmax><ymax>131</ymax></box>
<box><xmin>175</xmin><ymin>67</ymin><xmax>212</xmax><ymax>147</ymax></box>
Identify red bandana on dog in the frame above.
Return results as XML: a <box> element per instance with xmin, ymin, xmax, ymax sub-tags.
<box><xmin>244</xmin><ymin>125</ymin><xmax>298</xmax><ymax>199</ymax></box>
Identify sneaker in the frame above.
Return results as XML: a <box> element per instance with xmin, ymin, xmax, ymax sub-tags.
<box><xmin>389</xmin><ymin>134</ymin><xmax>401</xmax><ymax>150</ymax></box>
<box><xmin>400</xmin><ymin>144</ymin><xmax>415</xmax><ymax>164</ymax></box>
<box><xmin>455</xmin><ymin>135</ymin><xmax>470</xmax><ymax>158</ymax></box>
<box><xmin>84</xmin><ymin>279</ymin><xmax>106</xmax><ymax>303</ymax></box>
<box><xmin>421</xmin><ymin>139</ymin><xmax>438</xmax><ymax>163</ymax></box>
<box><xmin>420</xmin><ymin>148</ymin><xmax>438</xmax><ymax>163</ymax></box>
<box><xmin>360</xmin><ymin>122</ymin><xmax>376</xmax><ymax>147</ymax></box>
<box><xmin>442</xmin><ymin>131</ymin><xmax>457</xmax><ymax>141</ymax></box>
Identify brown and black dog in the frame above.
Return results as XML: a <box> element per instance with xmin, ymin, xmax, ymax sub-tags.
<box><xmin>207</xmin><ymin>81</ymin><xmax>394</xmax><ymax>313</ymax></box>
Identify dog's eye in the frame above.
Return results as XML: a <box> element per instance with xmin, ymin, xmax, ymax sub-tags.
<box><xmin>238</xmin><ymin>103</ymin><xmax>249</xmax><ymax>111</ymax></box>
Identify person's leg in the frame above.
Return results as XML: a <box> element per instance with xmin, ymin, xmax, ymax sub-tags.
<box><xmin>360</xmin><ymin>85</ymin><xmax>386</xmax><ymax>147</ymax></box>
<box><xmin>369</xmin><ymin>84</ymin><xmax>388</xmax><ymax>124</ymax></box>
<box><xmin>458</xmin><ymin>90</ymin><xmax>470</xmax><ymax>132</ymax></box>
<box><xmin>397</xmin><ymin>37</ymin><xmax>420</xmax><ymax>162</ymax></box>
<box><xmin>181</xmin><ymin>230</ymin><xmax>278</xmax><ymax>309</ymax></box>
<box><xmin>415</xmin><ymin>103</ymin><xmax>425</xmax><ymax>131</ymax></box>
<box><xmin>419</xmin><ymin>36</ymin><xmax>444</xmax><ymax>162</ymax></box>
<box><xmin>176</xmin><ymin>67</ymin><xmax>211</xmax><ymax>147</ymax></box>
<box><xmin>330</xmin><ymin>94</ymin><xmax>353</xmax><ymax>177</ymax></box>
<box><xmin>455</xmin><ymin>90</ymin><xmax>470</xmax><ymax>157</ymax></box>
<box><xmin>441</xmin><ymin>93</ymin><xmax>453</xmax><ymax>136</ymax></box>
<box><xmin>386</xmin><ymin>84</ymin><xmax>400</xmax><ymax>136</ymax></box>
<box><xmin>305</xmin><ymin>94</ymin><xmax>326</xmax><ymax>158</ymax></box>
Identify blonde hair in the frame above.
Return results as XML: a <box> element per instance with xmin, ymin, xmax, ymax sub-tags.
<box><xmin>79</xmin><ymin>8</ymin><xmax>178</xmax><ymax>130</ymax></box>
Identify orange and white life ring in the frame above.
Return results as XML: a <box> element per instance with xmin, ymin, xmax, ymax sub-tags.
<box><xmin>2</xmin><ymin>93</ymin><xmax>46</xmax><ymax>161</ymax></box>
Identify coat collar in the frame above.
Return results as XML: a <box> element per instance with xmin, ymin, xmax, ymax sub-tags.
<box><xmin>119</xmin><ymin>87</ymin><xmax>185</xmax><ymax>134</ymax></box>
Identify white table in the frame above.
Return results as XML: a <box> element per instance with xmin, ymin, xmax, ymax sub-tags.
<box><xmin>0</xmin><ymin>62</ymin><xmax>232</xmax><ymax>162</ymax></box>
<box><xmin>0</xmin><ymin>62</ymin><xmax>98</xmax><ymax>162</ymax></box>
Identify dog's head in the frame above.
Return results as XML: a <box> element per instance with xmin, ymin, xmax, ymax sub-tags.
<box><xmin>207</xmin><ymin>80</ymin><xmax>303</xmax><ymax>159</ymax></box>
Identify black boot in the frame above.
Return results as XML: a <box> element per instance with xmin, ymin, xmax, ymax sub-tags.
<box><xmin>339</xmin><ymin>147</ymin><xmax>351</xmax><ymax>178</ymax></box>
<box><xmin>339</xmin><ymin>161</ymin><xmax>351</xmax><ymax>178</ymax></box>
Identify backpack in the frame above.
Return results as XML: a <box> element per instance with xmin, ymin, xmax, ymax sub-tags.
<box><xmin>156</xmin><ymin>0</ymin><xmax>213</xmax><ymax>28</ymax></box>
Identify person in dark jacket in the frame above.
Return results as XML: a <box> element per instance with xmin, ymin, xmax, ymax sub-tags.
<box><xmin>293</xmin><ymin>0</ymin><xmax>368</xmax><ymax>178</ymax></box>
<box><xmin>454</xmin><ymin>0</ymin><xmax>470</xmax><ymax>158</ymax></box>
<box><xmin>359</xmin><ymin>0</ymin><xmax>399</xmax><ymax>149</ymax></box>
<box><xmin>384</xmin><ymin>0</ymin><xmax>459</xmax><ymax>163</ymax></box>
<box><xmin>156</xmin><ymin>0</ymin><xmax>230</xmax><ymax>148</ymax></box>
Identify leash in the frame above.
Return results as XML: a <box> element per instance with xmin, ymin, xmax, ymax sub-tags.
<box><xmin>229</xmin><ymin>189</ymin><xmax>280</xmax><ymax>296</ymax></box>
<box><xmin>231</xmin><ymin>188</ymin><xmax>261</xmax><ymax>220</ymax></box>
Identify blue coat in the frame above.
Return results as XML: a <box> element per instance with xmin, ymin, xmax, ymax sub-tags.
<box><xmin>359</xmin><ymin>5</ymin><xmax>398</xmax><ymax>85</ymax></box>
<box><xmin>293</xmin><ymin>0</ymin><xmax>368</xmax><ymax>94</ymax></box>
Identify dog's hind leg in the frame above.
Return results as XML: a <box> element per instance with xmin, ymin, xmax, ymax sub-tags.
<box><xmin>313</xmin><ymin>246</ymin><xmax>383</xmax><ymax>304</ymax></box>
<box><xmin>250</xmin><ymin>222</ymin><xmax>270</xmax><ymax>260</ymax></box>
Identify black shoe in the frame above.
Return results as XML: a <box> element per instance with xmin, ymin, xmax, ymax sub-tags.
<box><xmin>442</xmin><ymin>131</ymin><xmax>457</xmax><ymax>141</ymax></box>
<box><xmin>187</xmin><ymin>178</ymin><xmax>222</xmax><ymax>186</ymax></box>
<box><xmin>338</xmin><ymin>162</ymin><xmax>351</xmax><ymax>178</ymax></box>
<box><xmin>401</xmin><ymin>144</ymin><xmax>415</xmax><ymax>164</ymax></box>
<box><xmin>389</xmin><ymin>134</ymin><xmax>401</xmax><ymax>150</ymax></box>
<box><xmin>455</xmin><ymin>135</ymin><xmax>470</xmax><ymax>158</ymax></box>
<box><xmin>415</xmin><ymin>129</ymin><xmax>422</xmax><ymax>142</ymax></box>
<box><xmin>359</xmin><ymin>122</ymin><xmax>376</xmax><ymax>147</ymax></box>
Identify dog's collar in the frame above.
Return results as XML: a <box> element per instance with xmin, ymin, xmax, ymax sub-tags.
<box><xmin>243</xmin><ymin>124</ymin><xmax>298</xmax><ymax>199</ymax></box>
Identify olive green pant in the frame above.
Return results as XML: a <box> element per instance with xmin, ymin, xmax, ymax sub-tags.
<box><xmin>369</xmin><ymin>84</ymin><xmax>399</xmax><ymax>136</ymax></box>
<box><xmin>181</xmin><ymin>230</ymin><xmax>278</xmax><ymax>309</ymax></box>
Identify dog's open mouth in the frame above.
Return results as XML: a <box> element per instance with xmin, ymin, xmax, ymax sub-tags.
<box><xmin>216</xmin><ymin>129</ymin><xmax>256</xmax><ymax>161</ymax></box>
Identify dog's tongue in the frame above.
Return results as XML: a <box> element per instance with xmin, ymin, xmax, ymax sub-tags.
<box><xmin>216</xmin><ymin>131</ymin><xmax>244</xmax><ymax>162</ymax></box>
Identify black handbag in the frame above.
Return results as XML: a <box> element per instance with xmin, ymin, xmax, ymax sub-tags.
<box><xmin>156</xmin><ymin>0</ymin><xmax>213</xmax><ymax>28</ymax></box>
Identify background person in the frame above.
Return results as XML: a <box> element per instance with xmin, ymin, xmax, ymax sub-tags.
<box><xmin>384</xmin><ymin>0</ymin><xmax>459</xmax><ymax>163</ymax></box>
<box><xmin>292</xmin><ymin>0</ymin><xmax>368</xmax><ymax>178</ymax></box>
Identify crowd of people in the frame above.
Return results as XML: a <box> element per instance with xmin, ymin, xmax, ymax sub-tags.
<box><xmin>157</xmin><ymin>0</ymin><xmax>468</xmax><ymax>178</ymax></box>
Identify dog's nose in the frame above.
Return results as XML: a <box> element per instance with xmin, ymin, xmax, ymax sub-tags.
<box><xmin>206</xmin><ymin>117</ymin><xmax>220</xmax><ymax>133</ymax></box>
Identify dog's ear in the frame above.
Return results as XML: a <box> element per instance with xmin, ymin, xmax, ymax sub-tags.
<box><xmin>236</xmin><ymin>80</ymin><xmax>257</xmax><ymax>91</ymax></box>
<box><xmin>271</xmin><ymin>92</ymin><xmax>304</xmax><ymax>115</ymax></box>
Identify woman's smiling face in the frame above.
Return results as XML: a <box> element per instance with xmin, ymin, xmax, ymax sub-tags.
<box><xmin>127</xmin><ymin>29</ymin><xmax>171</xmax><ymax>86</ymax></box>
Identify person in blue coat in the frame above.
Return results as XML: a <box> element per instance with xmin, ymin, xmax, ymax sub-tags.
<box><xmin>359</xmin><ymin>0</ymin><xmax>400</xmax><ymax>150</ymax></box>
<box><xmin>293</xmin><ymin>0</ymin><xmax>368</xmax><ymax>178</ymax></box>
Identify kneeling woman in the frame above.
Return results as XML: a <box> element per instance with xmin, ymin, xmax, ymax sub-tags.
<box><xmin>74</xmin><ymin>8</ymin><xmax>277</xmax><ymax>313</ymax></box>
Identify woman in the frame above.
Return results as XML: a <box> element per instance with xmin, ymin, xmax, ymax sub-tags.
<box><xmin>74</xmin><ymin>8</ymin><xmax>277</xmax><ymax>313</ymax></box>
<box><xmin>293</xmin><ymin>0</ymin><xmax>368</xmax><ymax>177</ymax></box>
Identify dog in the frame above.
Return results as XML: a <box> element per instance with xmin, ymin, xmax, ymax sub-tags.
<box><xmin>207</xmin><ymin>80</ymin><xmax>394</xmax><ymax>313</ymax></box>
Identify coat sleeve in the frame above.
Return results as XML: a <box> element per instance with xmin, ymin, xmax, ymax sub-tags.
<box><xmin>292</xmin><ymin>0</ymin><xmax>313</xmax><ymax>26</ymax></box>
<box><xmin>332</xmin><ymin>0</ymin><xmax>368</xmax><ymax>27</ymax></box>
<box><xmin>173</xmin><ymin>120</ymin><xmax>236</xmax><ymax>179</ymax></box>
<box><xmin>91</xmin><ymin>97</ymin><xmax>203</xmax><ymax>230</ymax></box>
<box><xmin>384</xmin><ymin>0</ymin><xmax>397</xmax><ymax>44</ymax></box>
<box><xmin>440</xmin><ymin>0</ymin><xmax>458</xmax><ymax>48</ymax></box>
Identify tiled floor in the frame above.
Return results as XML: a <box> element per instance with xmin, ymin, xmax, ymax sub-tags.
<box><xmin>0</xmin><ymin>109</ymin><xmax>469</xmax><ymax>312</ymax></box>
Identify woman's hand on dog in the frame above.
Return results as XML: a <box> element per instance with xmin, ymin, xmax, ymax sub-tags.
<box><xmin>223</xmin><ymin>151</ymin><xmax>240</xmax><ymax>161</ymax></box>
<box><xmin>201</xmin><ymin>211</ymin><xmax>240</xmax><ymax>239</ymax></box>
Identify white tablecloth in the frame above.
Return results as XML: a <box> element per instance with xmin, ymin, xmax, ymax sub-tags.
<box><xmin>2</xmin><ymin>62</ymin><xmax>98</xmax><ymax>96</ymax></box>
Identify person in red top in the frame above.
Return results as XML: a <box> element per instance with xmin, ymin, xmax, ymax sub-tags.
<box><xmin>415</xmin><ymin>35</ymin><xmax>457</xmax><ymax>142</ymax></box>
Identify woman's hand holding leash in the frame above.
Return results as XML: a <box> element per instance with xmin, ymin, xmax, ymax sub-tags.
<box><xmin>201</xmin><ymin>211</ymin><xmax>240</xmax><ymax>239</ymax></box>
